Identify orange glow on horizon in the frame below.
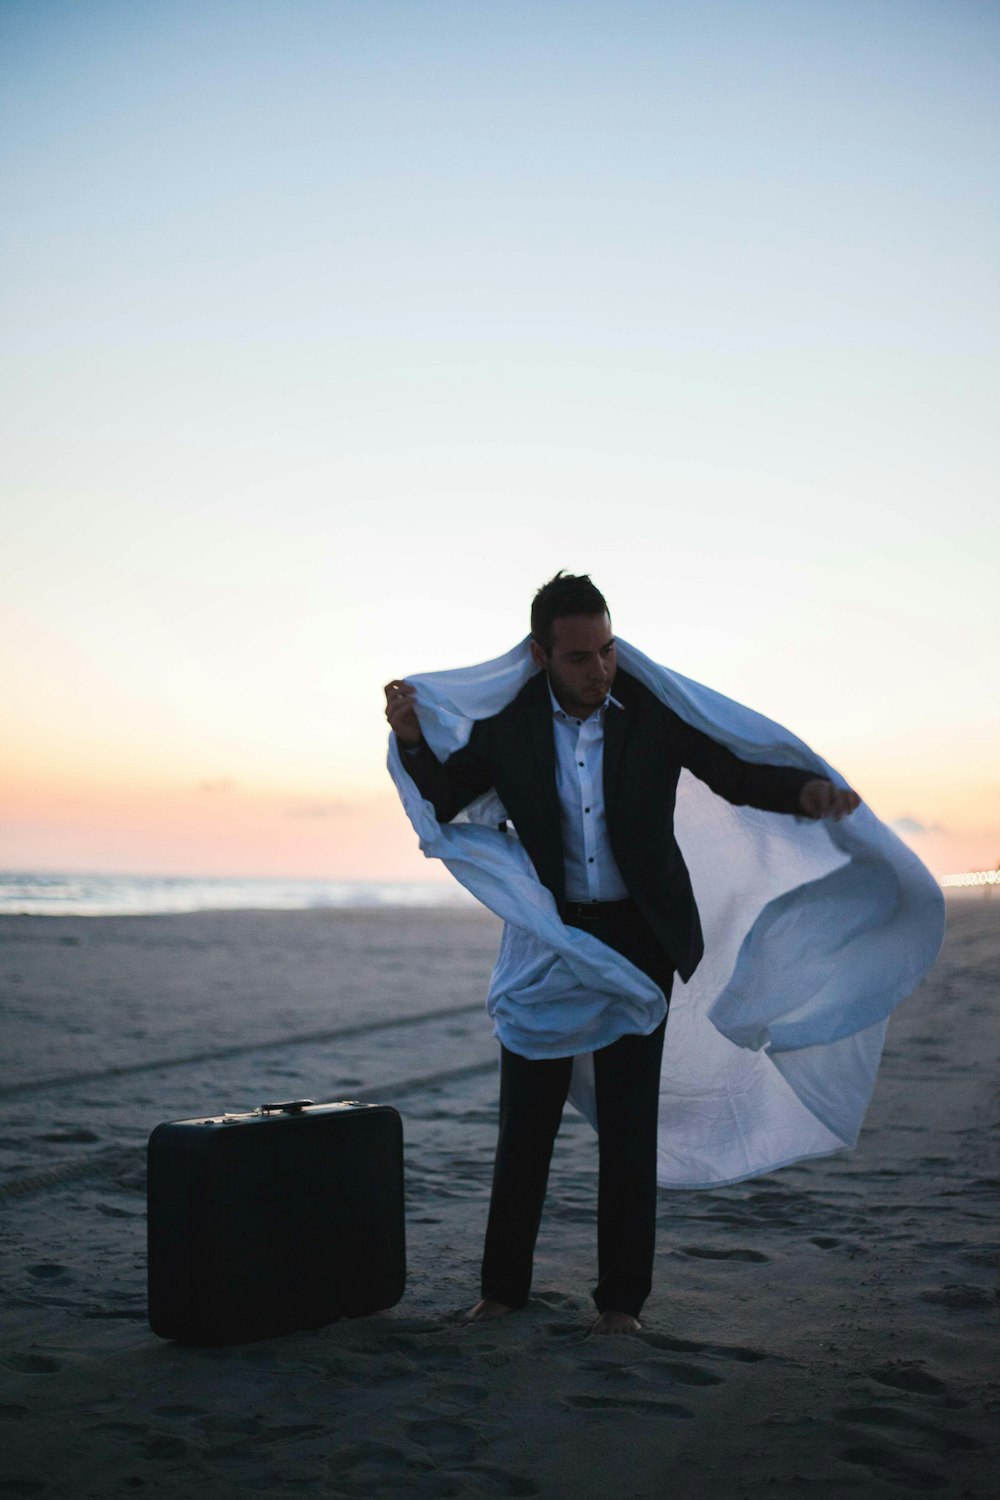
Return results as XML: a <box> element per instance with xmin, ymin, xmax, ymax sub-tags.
<box><xmin>0</xmin><ymin>770</ymin><xmax>442</xmax><ymax>881</ymax></box>
<box><xmin>2</xmin><ymin>760</ymin><xmax>998</xmax><ymax>883</ymax></box>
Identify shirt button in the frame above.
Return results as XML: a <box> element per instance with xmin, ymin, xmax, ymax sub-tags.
<box><xmin>584</xmin><ymin>807</ymin><xmax>590</xmax><ymax>813</ymax></box>
<box><xmin>588</xmin><ymin>857</ymin><xmax>594</xmax><ymax>864</ymax></box>
<box><xmin>578</xmin><ymin>760</ymin><xmax>584</xmax><ymax>767</ymax></box>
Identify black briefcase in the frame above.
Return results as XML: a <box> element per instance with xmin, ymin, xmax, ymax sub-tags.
<box><xmin>147</xmin><ymin>1098</ymin><xmax>405</xmax><ymax>1344</ymax></box>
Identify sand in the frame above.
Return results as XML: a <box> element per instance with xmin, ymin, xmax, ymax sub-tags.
<box><xmin>1</xmin><ymin>897</ymin><xmax>997</xmax><ymax>1498</ymax></box>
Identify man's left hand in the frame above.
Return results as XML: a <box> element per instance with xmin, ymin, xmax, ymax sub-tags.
<box><xmin>799</xmin><ymin>779</ymin><xmax>861</xmax><ymax>821</ymax></box>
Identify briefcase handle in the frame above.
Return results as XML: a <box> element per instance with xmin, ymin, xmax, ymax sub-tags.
<box><xmin>259</xmin><ymin>1099</ymin><xmax>315</xmax><ymax>1115</ymax></box>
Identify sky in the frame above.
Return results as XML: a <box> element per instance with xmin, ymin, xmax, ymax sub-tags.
<box><xmin>1</xmin><ymin>0</ymin><xmax>997</xmax><ymax>883</ymax></box>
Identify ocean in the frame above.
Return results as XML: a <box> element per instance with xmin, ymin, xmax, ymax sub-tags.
<box><xmin>1</xmin><ymin>867</ymin><xmax>962</xmax><ymax>917</ymax></box>
<box><xmin>0</xmin><ymin>871</ymin><xmax>475</xmax><ymax>918</ymax></box>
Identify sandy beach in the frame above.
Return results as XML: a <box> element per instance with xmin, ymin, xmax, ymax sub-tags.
<box><xmin>1</xmin><ymin>897</ymin><xmax>996</xmax><ymax>1498</ymax></box>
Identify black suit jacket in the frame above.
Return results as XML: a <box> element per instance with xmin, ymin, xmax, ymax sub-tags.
<box><xmin>401</xmin><ymin>666</ymin><xmax>818</xmax><ymax>982</ymax></box>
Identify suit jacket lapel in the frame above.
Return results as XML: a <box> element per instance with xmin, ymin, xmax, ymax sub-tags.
<box><xmin>520</xmin><ymin>671</ymin><xmax>564</xmax><ymax>894</ymax></box>
<box><xmin>522</xmin><ymin>670</ymin><xmax>559</xmax><ymax>809</ymax></box>
<box><xmin>603</xmin><ymin>686</ymin><xmax>627</xmax><ymax>825</ymax></box>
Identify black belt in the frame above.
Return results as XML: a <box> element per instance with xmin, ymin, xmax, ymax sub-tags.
<box><xmin>560</xmin><ymin>898</ymin><xmax>634</xmax><ymax>924</ymax></box>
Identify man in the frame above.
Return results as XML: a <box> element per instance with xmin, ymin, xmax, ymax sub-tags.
<box><xmin>384</xmin><ymin>572</ymin><xmax>859</xmax><ymax>1335</ymax></box>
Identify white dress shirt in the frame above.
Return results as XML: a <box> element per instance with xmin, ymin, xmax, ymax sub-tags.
<box><xmin>547</xmin><ymin>680</ymin><xmax>629</xmax><ymax>903</ymax></box>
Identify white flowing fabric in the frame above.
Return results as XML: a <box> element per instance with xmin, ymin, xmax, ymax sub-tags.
<box><xmin>387</xmin><ymin>638</ymin><xmax>945</xmax><ymax>1188</ymax></box>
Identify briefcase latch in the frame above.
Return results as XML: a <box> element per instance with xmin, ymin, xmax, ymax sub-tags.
<box><xmin>259</xmin><ymin>1099</ymin><xmax>315</xmax><ymax>1115</ymax></box>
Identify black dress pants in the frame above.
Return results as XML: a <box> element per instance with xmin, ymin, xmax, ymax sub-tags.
<box><xmin>480</xmin><ymin>902</ymin><xmax>673</xmax><ymax>1319</ymax></box>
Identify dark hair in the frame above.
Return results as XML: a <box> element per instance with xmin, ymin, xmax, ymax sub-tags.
<box><xmin>530</xmin><ymin>571</ymin><xmax>609</xmax><ymax>652</ymax></box>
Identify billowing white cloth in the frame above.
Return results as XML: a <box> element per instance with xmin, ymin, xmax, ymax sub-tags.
<box><xmin>387</xmin><ymin>638</ymin><xmax>945</xmax><ymax>1188</ymax></box>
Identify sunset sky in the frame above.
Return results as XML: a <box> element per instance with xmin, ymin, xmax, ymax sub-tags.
<box><xmin>2</xmin><ymin>0</ymin><xmax>997</xmax><ymax>883</ymax></box>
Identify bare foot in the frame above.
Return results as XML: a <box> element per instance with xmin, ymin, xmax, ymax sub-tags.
<box><xmin>463</xmin><ymin>1298</ymin><xmax>518</xmax><ymax>1323</ymax></box>
<box><xmin>591</xmin><ymin>1309</ymin><xmax>642</xmax><ymax>1335</ymax></box>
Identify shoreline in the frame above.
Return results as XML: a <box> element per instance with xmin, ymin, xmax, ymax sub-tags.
<box><xmin>1</xmin><ymin>880</ymin><xmax>984</xmax><ymax>922</ymax></box>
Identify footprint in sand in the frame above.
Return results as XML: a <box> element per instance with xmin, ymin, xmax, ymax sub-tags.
<box><xmin>870</xmin><ymin>1364</ymin><xmax>947</xmax><ymax>1396</ymax></box>
<box><xmin>436</xmin><ymin>1382</ymin><xmax>491</xmax><ymax>1406</ymax></box>
<box><xmin>678</xmin><ymin>1245</ymin><xmax>769</xmax><ymax>1263</ymax></box>
<box><xmin>535</xmin><ymin>1292</ymin><xmax>588</xmax><ymax>1311</ymax></box>
<box><xmin>704</xmin><ymin>1342</ymin><xmax>766</xmax><ymax>1363</ymax></box>
<box><xmin>549</xmin><ymin>1204</ymin><xmax>596</xmax><ymax>1223</ymax></box>
<box><xmin>566</xmin><ymin>1394</ymin><xmax>694</xmax><ymax>1419</ymax></box>
<box><xmin>581</xmin><ymin>1343</ymin><xmax>724</xmax><ymax>1388</ymax></box>
<box><xmin>406</xmin><ymin>1417</ymin><xmax>475</xmax><ymax>1465</ymax></box>
<box><xmin>640</xmin><ymin>1331</ymin><xmax>766</xmax><ymax>1363</ymax></box>
<box><xmin>589</xmin><ymin>1364</ymin><xmax>638</xmax><ymax>1387</ymax></box>
<box><xmin>643</xmin><ymin>1359</ymin><xmax>723</xmax><ymax>1387</ymax></box>
<box><xmin>542</xmin><ymin>1322</ymin><xmax>590</xmax><ymax>1340</ymax></box>
<box><xmin>94</xmin><ymin>1422</ymin><xmax>191</xmax><ymax>1461</ymax></box>
<box><xmin>26</xmin><ymin>1264</ymin><xmax>68</xmax><ymax>1280</ymax></box>
<box><xmin>4</xmin><ymin>1354</ymin><xmax>61</xmax><ymax>1374</ymax></box>
<box><xmin>328</xmin><ymin>1440</ymin><xmax>411</xmax><ymax>1488</ymax></box>
<box><xmin>835</xmin><ymin>1406</ymin><xmax>981</xmax><ymax>1453</ymax></box>
<box><xmin>410</xmin><ymin>1344</ymin><xmax>465</xmax><ymax>1371</ymax></box>
<box><xmin>920</xmin><ymin>1283</ymin><xmax>995</xmax><ymax>1310</ymax></box>
<box><xmin>839</xmin><ymin>1444</ymin><xmax>946</xmax><ymax>1491</ymax></box>
<box><xmin>82</xmin><ymin>1307</ymin><xmax>146</xmax><ymax>1322</ymax></box>
<box><xmin>455</xmin><ymin>1466</ymin><xmax>539</xmax><ymax>1496</ymax></box>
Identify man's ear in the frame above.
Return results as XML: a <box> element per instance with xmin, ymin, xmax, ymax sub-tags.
<box><xmin>529</xmin><ymin>638</ymin><xmax>547</xmax><ymax>671</ymax></box>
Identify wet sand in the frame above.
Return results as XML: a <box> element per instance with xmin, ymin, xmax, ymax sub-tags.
<box><xmin>1</xmin><ymin>898</ymin><xmax>996</xmax><ymax>1497</ymax></box>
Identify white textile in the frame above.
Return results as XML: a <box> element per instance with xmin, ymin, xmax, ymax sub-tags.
<box><xmin>387</xmin><ymin>637</ymin><xmax>945</xmax><ymax>1188</ymax></box>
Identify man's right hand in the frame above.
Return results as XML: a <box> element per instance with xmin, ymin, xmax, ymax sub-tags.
<box><xmin>383</xmin><ymin>679</ymin><xmax>424</xmax><ymax>747</ymax></box>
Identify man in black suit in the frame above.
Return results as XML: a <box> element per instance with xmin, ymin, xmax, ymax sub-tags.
<box><xmin>385</xmin><ymin>572</ymin><xmax>859</xmax><ymax>1334</ymax></box>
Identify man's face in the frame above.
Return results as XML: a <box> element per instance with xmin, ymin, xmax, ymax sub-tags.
<box><xmin>531</xmin><ymin>612</ymin><xmax>617</xmax><ymax>717</ymax></box>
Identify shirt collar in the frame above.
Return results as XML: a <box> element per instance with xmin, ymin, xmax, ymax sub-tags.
<box><xmin>547</xmin><ymin>678</ymin><xmax>624</xmax><ymax>724</ymax></box>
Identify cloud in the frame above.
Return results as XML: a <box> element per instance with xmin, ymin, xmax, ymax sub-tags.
<box><xmin>284</xmin><ymin>801</ymin><xmax>352</xmax><ymax>819</ymax></box>
<box><xmin>198</xmin><ymin>778</ymin><xmax>236</xmax><ymax>794</ymax></box>
<box><xmin>890</xmin><ymin>815</ymin><xmax>947</xmax><ymax>836</ymax></box>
